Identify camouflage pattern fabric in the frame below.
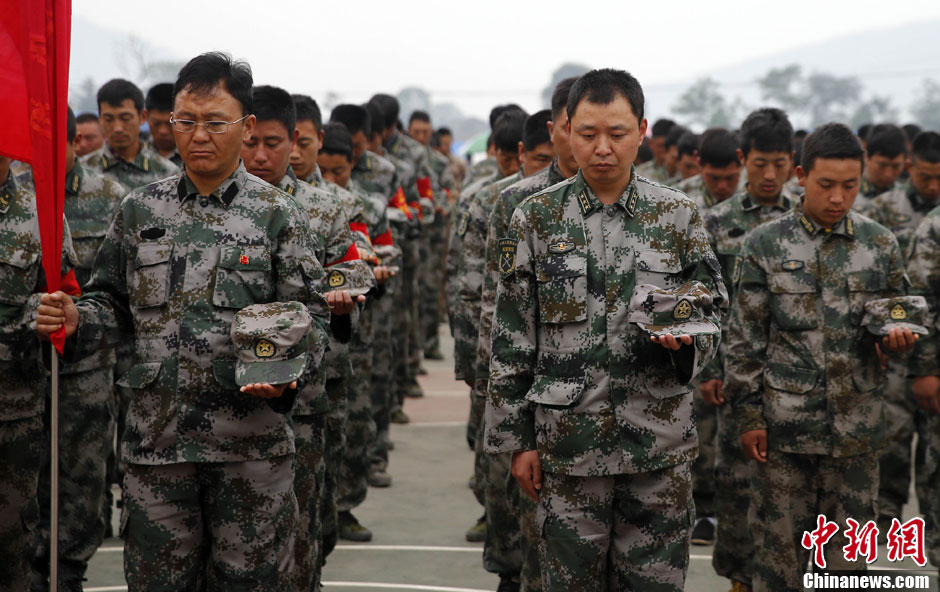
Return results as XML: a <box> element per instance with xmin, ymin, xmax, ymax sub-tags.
<box><xmin>916</xmin><ymin>414</ymin><xmax>940</xmax><ymax>569</ymax></box>
<box><xmin>507</xmin><ymin>480</ymin><xmax>542</xmax><ymax>592</ymax></box>
<box><xmin>862</xmin><ymin>180</ymin><xmax>939</xmax><ymax>260</ymax></box>
<box><xmin>231</xmin><ymin>301</ymin><xmax>312</xmax><ymax>387</ymax></box>
<box><xmin>464</xmin><ymin>156</ymin><xmax>498</xmax><ymax>188</ymax></box>
<box><xmin>677</xmin><ymin>173</ymin><xmax>719</xmax><ymax>212</ymax></box>
<box><xmin>0</xmin><ymin>415</ymin><xmax>44</xmax><ymax>591</ymax></box>
<box><xmin>854</xmin><ymin>175</ymin><xmax>898</xmax><ymax>211</ymax></box>
<box><xmin>82</xmin><ymin>142</ymin><xmax>179</xmax><ymax>191</ymax></box>
<box><xmin>292</xmin><ymin>413</ymin><xmax>326</xmax><ymax>591</ymax></box>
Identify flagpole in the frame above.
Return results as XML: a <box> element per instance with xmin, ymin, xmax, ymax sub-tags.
<box><xmin>50</xmin><ymin>342</ymin><xmax>59</xmax><ymax>592</ymax></box>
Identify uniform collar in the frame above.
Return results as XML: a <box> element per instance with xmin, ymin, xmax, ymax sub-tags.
<box><xmin>65</xmin><ymin>161</ymin><xmax>85</xmax><ymax>196</ymax></box>
<box><xmin>548</xmin><ymin>159</ymin><xmax>568</xmax><ymax>185</ymax></box>
<box><xmin>177</xmin><ymin>161</ymin><xmax>244</xmax><ymax>206</ymax></box>
<box><xmin>741</xmin><ymin>189</ymin><xmax>791</xmax><ymax>212</ymax></box>
<box><xmin>101</xmin><ymin>142</ymin><xmax>152</xmax><ymax>173</ymax></box>
<box><xmin>305</xmin><ymin>165</ymin><xmax>325</xmax><ymax>188</ymax></box>
<box><xmin>794</xmin><ymin>202</ymin><xmax>856</xmax><ymax>239</ymax></box>
<box><xmin>906</xmin><ymin>181</ymin><xmax>939</xmax><ymax>212</ymax></box>
<box><xmin>354</xmin><ymin>151</ymin><xmax>372</xmax><ymax>173</ymax></box>
<box><xmin>860</xmin><ymin>175</ymin><xmax>892</xmax><ymax>198</ymax></box>
<box><xmin>574</xmin><ymin>167</ymin><xmax>639</xmax><ymax>218</ymax></box>
<box><xmin>277</xmin><ymin>167</ymin><xmax>299</xmax><ymax>196</ymax></box>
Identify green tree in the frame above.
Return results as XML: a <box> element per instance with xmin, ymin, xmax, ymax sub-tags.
<box><xmin>804</xmin><ymin>72</ymin><xmax>862</xmax><ymax>126</ymax></box>
<box><xmin>756</xmin><ymin>64</ymin><xmax>806</xmax><ymax>113</ymax></box>
<box><xmin>672</xmin><ymin>77</ymin><xmax>736</xmax><ymax>128</ymax></box>
<box><xmin>541</xmin><ymin>63</ymin><xmax>590</xmax><ymax>108</ymax></box>
<box><xmin>849</xmin><ymin>95</ymin><xmax>898</xmax><ymax>129</ymax></box>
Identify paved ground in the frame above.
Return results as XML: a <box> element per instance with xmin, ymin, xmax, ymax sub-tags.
<box><xmin>82</xmin><ymin>328</ymin><xmax>938</xmax><ymax>591</ymax></box>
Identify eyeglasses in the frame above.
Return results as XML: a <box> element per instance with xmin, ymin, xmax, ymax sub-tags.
<box><xmin>170</xmin><ymin>114</ymin><xmax>249</xmax><ymax>134</ymax></box>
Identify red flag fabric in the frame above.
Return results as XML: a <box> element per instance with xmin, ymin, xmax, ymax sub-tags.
<box><xmin>0</xmin><ymin>0</ymin><xmax>72</xmax><ymax>353</ymax></box>
<box><xmin>326</xmin><ymin>243</ymin><xmax>361</xmax><ymax>267</ymax></box>
<box><xmin>373</xmin><ymin>229</ymin><xmax>394</xmax><ymax>246</ymax></box>
<box><xmin>416</xmin><ymin>176</ymin><xmax>433</xmax><ymax>200</ymax></box>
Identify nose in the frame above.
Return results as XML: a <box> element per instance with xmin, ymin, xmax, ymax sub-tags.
<box><xmin>192</xmin><ymin>123</ymin><xmax>211</xmax><ymax>142</ymax></box>
<box><xmin>595</xmin><ymin>135</ymin><xmax>612</xmax><ymax>156</ymax></box>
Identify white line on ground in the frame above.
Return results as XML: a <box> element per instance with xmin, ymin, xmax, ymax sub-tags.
<box><xmin>403</xmin><ymin>421</ymin><xmax>466</xmax><ymax>428</ymax></box>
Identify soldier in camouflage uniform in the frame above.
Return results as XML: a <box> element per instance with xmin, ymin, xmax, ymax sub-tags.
<box><xmin>242</xmin><ymin>85</ymin><xmax>375</xmax><ymax>590</ymax></box>
<box><xmin>634</xmin><ymin>117</ymin><xmax>676</xmax><ymax>183</ymax></box>
<box><xmin>28</xmin><ymin>109</ymin><xmax>127</xmax><ymax>591</ymax></box>
<box><xmin>486</xmin><ymin>70</ymin><xmax>726</xmax><ymax>591</ymax></box>
<box><xmin>855</xmin><ymin>123</ymin><xmax>908</xmax><ymax>211</ymax></box>
<box><xmin>700</xmin><ymin>108</ymin><xmax>796</xmax><ymax>590</ymax></box>
<box><xmin>37</xmin><ymin>53</ymin><xmax>332</xmax><ymax>591</ymax></box>
<box><xmin>145</xmin><ymin>83</ymin><xmax>184</xmax><ymax>168</ymax></box>
<box><xmin>676</xmin><ymin>127</ymin><xmax>742</xmax><ymax>212</ymax></box>
<box><xmin>861</xmin><ymin>131</ymin><xmax>940</xmax><ymax>531</ymax></box>
<box><xmin>726</xmin><ymin>124</ymin><xmax>916</xmax><ymax>592</ymax></box>
<box><xmin>659</xmin><ymin>125</ymin><xmax>690</xmax><ymax>187</ymax></box>
<box><xmin>0</xmin><ymin>156</ymin><xmax>78</xmax><ymax>591</ymax></box>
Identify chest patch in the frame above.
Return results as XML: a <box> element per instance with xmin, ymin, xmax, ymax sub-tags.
<box><xmin>548</xmin><ymin>240</ymin><xmax>576</xmax><ymax>254</ymax></box>
<box><xmin>781</xmin><ymin>260</ymin><xmax>804</xmax><ymax>272</ymax></box>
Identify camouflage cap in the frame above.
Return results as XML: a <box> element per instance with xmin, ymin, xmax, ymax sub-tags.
<box><xmin>861</xmin><ymin>296</ymin><xmax>929</xmax><ymax>336</ymax></box>
<box><xmin>231</xmin><ymin>301</ymin><xmax>312</xmax><ymax>386</ymax></box>
<box><xmin>628</xmin><ymin>281</ymin><xmax>719</xmax><ymax>337</ymax></box>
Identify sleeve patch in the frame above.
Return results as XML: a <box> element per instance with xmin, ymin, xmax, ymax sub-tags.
<box><xmin>497</xmin><ymin>238</ymin><xmax>518</xmax><ymax>278</ymax></box>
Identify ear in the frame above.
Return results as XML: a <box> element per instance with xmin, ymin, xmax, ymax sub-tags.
<box><xmin>242</xmin><ymin>114</ymin><xmax>256</xmax><ymax>141</ymax></box>
<box><xmin>547</xmin><ymin>120</ymin><xmax>554</xmax><ymax>136</ymax></box>
<box><xmin>291</xmin><ymin>128</ymin><xmax>300</xmax><ymax>147</ymax></box>
<box><xmin>736</xmin><ymin>148</ymin><xmax>746</xmax><ymax>165</ymax></box>
<box><xmin>317</xmin><ymin>129</ymin><xmax>324</xmax><ymax>151</ymax></box>
<box><xmin>638</xmin><ymin>118</ymin><xmax>648</xmax><ymax>138</ymax></box>
<box><xmin>140</xmin><ymin>108</ymin><xmax>149</xmax><ymax>123</ymax></box>
<box><xmin>517</xmin><ymin>141</ymin><xmax>525</xmax><ymax>163</ymax></box>
<box><xmin>796</xmin><ymin>165</ymin><xmax>807</xmax><ymax>187</ymax></box>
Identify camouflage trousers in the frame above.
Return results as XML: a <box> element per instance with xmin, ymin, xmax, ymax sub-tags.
<box><xmin>878</xmin><ymin>361</ymin><xmax>929</xmax><ymax>519</ymax></box>
<box><xmin>537</xmin><ymin>463</ymin><xmax>694</xmax><ymax>592</ymax></box>
<box><xmin>470</xmin><ymin>391</ymin><xmax>486</xmax><ymax>507</ymax></box>
<box><xmin>0</xmin><ymin>414</ymin><xmax>43</xmax><ymax>591</ymax></box>
<box><xmin>691</xmin><ymin>389</ymin><xmax>717</xmax><ymax>518</ymax></box>
<box><xmin>422</xmin><ymin>215</ymin><xmax>446</xmax><ymax>355</ymax></box>
<box><xmin>749</xmin><ymin>451</ymin><xmax>878</xmax><ymax>592</ymax></box>
<box><xmin>321</xmin><ymin>377</ymin><xmax>348</xmax><ymax>563</ymax></box>
<box><xmin>916</xmin><ymin>413</ymin><xmax>940</xmax><ymax>568</ymax></box>
<box><xmin>34</xmin><ymin>365</ymin><xmax>115</xmax><ymax>585</ymax></box>
<box><xmin>712</xmin><ymin>401</ymin><xmax>754</xmax><ymax>586</ymax></box>
<box><xmin>368</xmin><ymin>287</ymin><xmax>395</xmax><ymax>474</ymax></box>
<box><xmin>122</xmin><ymin>456</ymin><xmax>298</xmax><ymax>592</ymax></box>
<box><xmin>393</xmin><ymin>238</ymin><xmax>419</xmax><ymax>407</ymax></box>
<box><xmin>339</xmin><ymin>308</ymin><xmax>377</xmax><ymax>512</ymax></box>
<box><xmin>483</xmin><ymin>451</ymin><xmax>522</xmax><ymax>577</ymax></box>
<box><xmin>293</xmin><ymin>414</ymin><xmax>326</xmax><ymax>592</ymax></box>
<box><xmin>508</xmin><ymin>474</ymin><xmax>543</xmax><ymax>592</ymax></box>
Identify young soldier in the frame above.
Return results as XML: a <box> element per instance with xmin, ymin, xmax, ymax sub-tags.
<box><xmin>145</xmin><ymin>83</ymin><xmax>183</xmax><ymax>167</ymax></box>
<box><xmin>676</xmin><ymin>131</ymin><xmax>702</xmax><ymax>181</ymax></box>
<box><xmin>661</xmin><ymin>125</ymin><xmax>691</xmax><ymax>187</ymax></box>
<box><xmin>677</xmin><ymin>128</ymin><xmax>743</xmax><ymax>212</ymax></box>
<box><xmin>74</xmin><ymin>113</ymin><xmax>105</xmax><ymax>157</ymax></box>
<box><xmin>635</xmin><ymin>117</ymin><xmax>676</xmax><ymax>182</ymax></box>
<box><xmin>241</xmin><ymin>85</ymin><xmax>373</xmax><ymax>590</ymax></box>
<box><xmin>700</xmin><ymin>108</ymin><xmax>796</xmax><ymax>591</ymax></box>
<box><xmin>486</xmin><ymin>68</ymin><xmax>725</xmax><ymax>591</ymax></box>
<box><xmin>856</xmin><ymin>123</ymin><xmax>909</xmax><ymax>210</ymax></box>
<box><xmin>727</xmin><ymin>123</ymin><xmax>915</xmax><ymax>591</ymax></box>
<box><xmin>37</xmin><ymin>52</ymin><xmax>332</xmax><ymax>591</ymax></box>
<box><xmin>82</xmin><ymin>78</ymin><xmax>179</xmax><ymax>190</ymax></box>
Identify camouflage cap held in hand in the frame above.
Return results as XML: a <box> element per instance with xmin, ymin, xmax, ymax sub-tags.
<box><xmin>861</xmin><ymin>296</ymin><xmax>929</xmax><ymax>336</ymax></box>
<box><xmin>231</xmin><ymin>301</ymin><xmax>312</xmax><ymax>387</ymax></box>
<box><xmin>628</xmin><ymin>281</ymin><xmax>719</xmax><ymax>337</ymax></box>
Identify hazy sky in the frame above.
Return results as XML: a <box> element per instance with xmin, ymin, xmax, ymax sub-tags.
<box><xmin>73</xmin><ymin>0</ymin><xmax>940</xmax><ymax>120</ymax></box>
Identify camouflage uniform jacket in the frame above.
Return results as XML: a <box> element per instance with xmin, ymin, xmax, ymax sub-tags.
<box><xmin>72</xmin><ymin>162</ymin><xmax>331</xmax><ymax>465</ymax></box>
<box><xmin>464</xmin><ymin>156</ymin><xmax>498</xmax><ymax>188</ymax></box>
<box><xmin>353</xmin><ymin>150</ymin><xmax>399</xmax><ymax>198</ymax></box>
<box><xmin>349</xmin><ymin>179</ymin><xmax>402</xmax><ymax>267</ymax></box>
<box><xmin>726</xmin><ymin>204</ymin><xmax>905</xmax><ymax>457</ymax></box>
<box><xmin>303</xmin><ymin>166</ymin><xmax>378</xmax><ymax>265</ymax></box>
<box><xmin>62</xmin><ymin>162</ymin><xmax>127</xmax><ymax>374</ymax></box>
<box><xmin>860</xmin><ymin>181</ymin><xmax>938</xmax><ymax>261</ymax></box>
<box><xmin>677</xmin><ymin>174</ymin><xmax>720</xmax><ymax>211</ymax></box>
<box><xmin>386</xmin><ymin>132</ymin><xmax>435</xmax><ymax>223</ymax></box>
<box><xmin>635</xmin><ymin>160</ymin><xmax>667</xmax><ymax>184</ymax></box>
<box><xmin>906</xmin><ymin>205</ymin><xmax>940</xmax><ymax>377</ymax></box>
<box><xmin>700</xmin><ymin>189</ymin><xmax>795</xmax><ymax>381</ymax></box>
<box><xmin>476</xmin><ymin>160</ymin><xmax>569</xmax><ymax>385</ymax></box>
<box><xmin>82</xmin><ymin>142</ymin><xmax>179</xmax><ymax>191</ymax></box>
<box><xmin>454</xmin><ymin>170</ymin><xmax>523</xmax><ymax>382</ymax></box>
<box><xmin>855</xmin><ymin>175</ymin><xmax>898</xmax><ymax>211</ymax></box>
<box><xmin>484</xmin><ymin>170</ymin><xmax>726</xmax><ymax>476</ymax></box>
<box><xmin>0</xmin><ymin>173</ymin><xmax>77</xmax><ymax>421</ymax></box>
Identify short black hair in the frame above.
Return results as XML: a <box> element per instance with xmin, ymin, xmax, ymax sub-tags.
<box><xmin>523</xmin><ymin>110</ymin><xmax>552</xmax><ymax>151</ymax></box>
<box><xmin>865</xmin><ymin>124</ymin><xmax>908</xmax><ymax>159</ymax></box>
<box><xmin>911</xmin><ymin>131</ymin><xmax>940</xmax><ymax>165</ymax></box>
<box><xmin>292</xmin><ymin>94</ymin><xmax>322</xmax><ymax>132</ymax></box>
<box><xmin>409</xmin><ymin>110</ymin><xmax>430</xmax><ymax>125</ymax></box>
<box><xmin>330</xmin><ymin>104</ymin><xmax>371</xmax><ymax>138</ymax></box>
<box><xmin>636</xmin><ymin>138</ymin><xmax>653</xmax><ymax>163</ymax></box>
<box><xmin>677</xmin><ymin>131</ymin><xmax>699</xmax><ymax>159</ymax></box>
<box><xmin>145</xmin><ymin>83</ymin><xmax>174</xmax><ymax>112</ymax></box>
<box><xmin>665</xmin><ymin>125</ymin><xmax>689</xmax><ymax>150</ymax></box>
<box><xmin>67</xmin><ymin>106</ymin><xmax>77</xmax><ymax>144</ymax></box>
<box><xmin>650</xmin><ymin>118</ymin><xmax>676</xmax><ymax>138</ymax></box>
<box><xmin>437</xmin><ymin>126</ymin><xmax>452</xmax><ymax>137</ymax></box>
<box><xmin>430</xmin><ymin>131</ymin><xmax>442</xmax><ymax>148</ymax></box>
<box><xmin>251</xmin><ymin>85</ymin><xmax>296</xmax><ymax>136</ymax></box>
<box><xmin>567</xmin><ymin>68</ymin><xmax>644</xmax><ymax>123</ymax></box>
<box><xmin>739</xmin><ymin>107</ymin><xmax>794</xmax><ymax>158</ymax></box>
<box><xmin>364</xmin><ymin>102</ymin><xmax>385</xmax><ymax>138</ymax></box>
<box><xmin>857</xmin><ymin>123</ymin><xmax>872</xmax><ymax>142</ymax></box>
<box><xmin>903</xmin><ymin>123</ymin><xmax>923</xmax><ymax>143</ymax></box>
<box><xmin>489</xmin><ymin>104</ymin><xmax>524</xmax><ymax>130</ymax></box>
<box><xmin>368</xmin><ymin>94</ymin><xmax>400</xmax><ymax>129</ymax></box>
<box><xmin>97</xmin><ymin>78</ymin><xmax>145</xmax><ymax>112</ymax></box>
<box><xmin>698</xmin><ymin>128</ymin><xmax>740</xmax><ymax>168</ymax></box>
<box><xmin>76</xmin><ymin>112</ymin><xmax>99</xmax><ymax>124</ymax></box>
<box><xmin>173</xmin><ymin>52</ymin><xmax>253</xmax><ymax>116</ymax></box>
<box><xmin>551</xmin><ymin>77</ymin><xmax>579</xmax><ymax>120</ymax></box>
<box><xmin>321</xmin><ymin>122</ymin><xmax>354</xmax><ymax>162</ymax></box>
<box><xmin>799</xmin><ymin>122</ymin><xmax>864</xmax><ymax>174</ymax></box>
<box><xmin>492</xmin><ymin>109</ymin><xmax>528</xmax><ymax>153</ymax></box>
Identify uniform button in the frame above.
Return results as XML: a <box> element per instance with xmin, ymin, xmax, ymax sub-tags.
<box><xmin>605</xmin><ymin>206</ymin><xmax>617</xmax><ymax>217</ymax></box>
<box><xmin>199</xmin><ymin>198</ymin><xmax>209</xmax><ymax>207</ymax></box>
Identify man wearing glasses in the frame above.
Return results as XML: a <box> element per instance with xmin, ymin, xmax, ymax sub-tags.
<box><xmin>36</xmin><ymin>52</ymin><xmax>331</xmax><ymax>591</ymax></box>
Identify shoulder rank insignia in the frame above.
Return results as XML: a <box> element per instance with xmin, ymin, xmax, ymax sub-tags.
<box><xmin>497</xmin><ymin>238</ymin><xmax>518</xmax><ymax>277</ymax></box>
<box><xmin>799</xmin><ymin>215</ymin><xmax>816</xmax><ymax>235</ymax></box>
<box><xmin>255</xmin><ymin>339</ymin><xmax>276</xmax><ymax>358</ymax></box>
<box><xmin>457</xmin><ymin>211</ymin><xmax>470</xmax><ymax>237</ymax></box>
<box><xmin>732</xmin><ymin>256</ymin><xmax>743</xmax><ymax>284</ymax></box>
<box><xmin>781</xmin><ymin>260</ymin><xmax>804</xmax><ymax>271</ymax></box>
<box><xmin>626</xmin><ymin>185</ymin><xmax>638</xmax><ymax>215</ymax></box>
<box><xmin>548</xmin><ymin>240</ymin><xmax>576</xmax><ymax>254</ymax></box>
<box><xmin>673</xmin><ymin>299</ymin><xmax>693</xmax><ymax>320</ymax></box>
<box><xmin>328</xmin><ymin>269</ymin><xmax>346</xmax><ymax>288</ymax></box>
<box><xmin>577</xmin><ymin>191</ymin><xmax>591</xmax><ymax>215</ymax></box>
<box><xmin>890</xmin><ymin>303</ymin><xmax>907</xmax><ymax>320</ymax></box>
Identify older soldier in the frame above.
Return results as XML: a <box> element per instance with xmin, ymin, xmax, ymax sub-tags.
<box><xmin>36</xmin><ymin>53</ymin><xmax>331</xmax><ymax>592</ymax></box>
<box><xmin>486</xmin><ymin>68</ymin><xmax>725</xmax><ymax>591</ymax></box>
<box><xmin>677</xmin><ymin>128</ymin><xmax>743</xmax><ymax>212</ymax></box>
<box><xmin>241</xmin><ymin>85</ymin><xmax>373</xmax><ymax>591</ymax></box>
<box><xmin>82</xmin><ymin>78</ymin><xmax>179</xmax><ymax>190</ymax></box>
<box><xmin>75</xmin><ymin>113</ymin><xmax>105</xmax><ymax>157</ymax></box>
<box><xmin>477</xmin><ymin>77</ymin><xmax>579</xmax><ymax>592</ymax></box>
<box><xmin>29</xmin><ymin>109</ymin><xmax>126</xmax><ymax>592</ymax></box>
<box><xmin>0</xmin><ymin>155</ymin><xmax>78</xmax><ymax>591</ymax></box>
<box><xmin>699</xmin><ymin>107</ymin><xmax>796</xmax><ymax>588</ymax></box>
<box><xmin>727</xmin><ymin>123</ymin><xmax>915</xmax><ymax>592</ymax></box>
<box><xmin>856</xmin><ymin>124</ymin><xmax>909</xmax><ymax>209</ymax></box>
<box><xmin>145</xmin><ymin>83</ymin><xmax>183</xmax><ymax>167</ymax></box>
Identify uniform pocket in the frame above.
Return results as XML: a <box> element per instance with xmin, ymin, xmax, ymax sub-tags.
<box><xmin>768</xmin><ymin>272</ymin><xmax>818</xmax><ymax>330</ymax></box>
<box><xmin>537</xmin><ymin>252</ymin><xmax>587</xmax><ymax>324</ymax></box>
<box><xmin>213</xmin><ymin>245</ymin><xmax>274</xmax><ymax>309</ymax></box>
<box><xmin>130</xmin><ymin>242</ymin><xmax>171</xmax><ymax>308</ymax></box>
<box><xmin>116</xmin><ymin>361</ymin><xmax>162</xmax><ymax>389</ymax></box>
<box><xmin>0</xmin><ymin>248</ymin><xmax>39</xmax><ymax>305</ymax></box>
<box><xmin>634</xmin><ymin>249</ymin><xmax>683</xmax><ymax>289</ymax></box>
<box><xmin>846</xmin><ymin>270</ymin><xmax>887</xmax><ymax>326</ymax></box>
<box><xmin>524</xmin><ymin>375</ymin><xmax>585</xmax><ymax>407</ymax></box>
<box><xmin>212</xmin><ymin>358</ymin><xmax>239</xmax><ymax>390</ymax></box>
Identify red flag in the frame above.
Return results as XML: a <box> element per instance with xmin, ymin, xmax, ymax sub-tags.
<box><xmin>326</xmin><ymin>243</ymin><xmax>361</xmax><ymax>267</ymax></box>
<box><xmin>0</xmin><ymin>0</ymin><xmax>72</xmax><ymax>353</ymax></box>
